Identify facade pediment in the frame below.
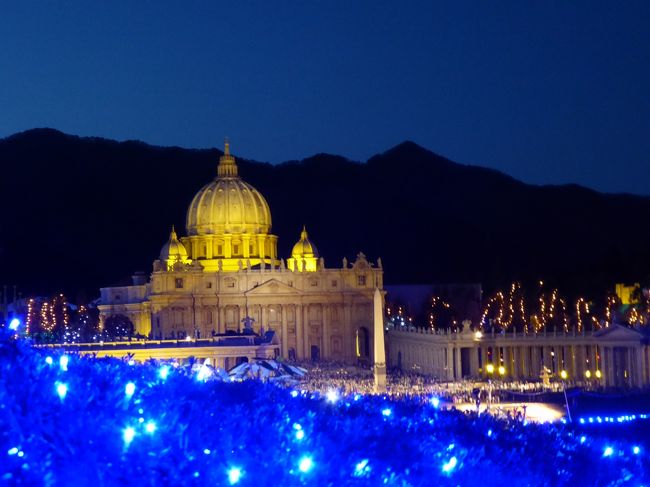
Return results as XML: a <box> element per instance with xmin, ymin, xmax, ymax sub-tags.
<box><xmin>593</xmin><ymin>325</ymin><xmax>643</xmax><ymax>342</ymax></box>
<box><xmin>245</xmin><ymin>278</ymin><xmax>301</xmax><ymax>296</ymax></box>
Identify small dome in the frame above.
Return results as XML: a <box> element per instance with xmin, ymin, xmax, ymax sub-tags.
<box><xmin>160</xmin><ymin>226</ymin><xmax>189</xmax><ymax>262</ymax></box>
<box><xmin>291</xmin><ymin>226</ymin><xmax>319</xmax><ymax>258</ymax></box>
<box><xmin>186</xmin><ymin>140</ymin><xmax>272</xmax><ymax>236</ymax></box>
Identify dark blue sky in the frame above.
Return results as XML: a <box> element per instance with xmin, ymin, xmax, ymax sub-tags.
<box><xmin>1</xmin><ymin>1</ymin><xmax>648</xmax><ymax>194</ymax></box>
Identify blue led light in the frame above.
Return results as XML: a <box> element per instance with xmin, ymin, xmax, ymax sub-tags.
<box><xmin>431</xmin><ymin>397</ymin><xmax>440</xmax><ymax>408</ymax></box>
<box><xmin>487</xmin><ymin>429</ymin><xmax>492</xmax><ymax>437</ymax></box>
<box><xmin>603</xmin><ymin>447</ymin><xmax>613</xmax><ymax>457</ymax></box>
<box><xmin>125</xmin><ymin>382</ymin><xmax>136</xmax><ymax>397</ymax></box>
<box><xmin>7</xmin><ymin>447</ymin><xmax>19</xmax><ymax>455</ymax></box>
<box><xmin>633</xmin><ymin>446</ymin><xmax>640</xmax><ymax>455</ymax></box>
<box><xmin>227</xmin><ymin>467</ymin><xmax>242</xmax><ymax>484</ymax></box>
<box><xmin>290</xmin><ymin>390</ymin><xmax>299</xmax><ymax>398</ymax></box>
<box><xmin>45</xmin><ymin>356</ymin><xmax>53</xmax><ymax>365</ymax></box>
<box><xmin>59</xmin><ymin>355</ymin><xmax>69</xmax><ymax>371</ymax></box>
<box><xmin>326</xmin><ymin>389</ymin><xmax>339</xmax><ymax>403</ymax></box>
<box><xmin>442</xmin><ymin>456</ymin><xmax>458</xmax><ymax>474</ymax></box>
<box><xmin>123</xmin><ymin>427</ymin><xmax>136</xmax><ymax>445</ymax></box>
<box><xmin>158</xmin><ymin>365</ymin><xmax>170</xmax><ymax>380</ymax></box>
<box><xmin>295</xmin><ymin>430</ymin><xmax>305</xmax><ymax>440</ymax></box>
<box><xmin>298</xmin><ymin>456</ymin><xmax>314</xmax><ymax>473</ymax></box>
<box><xmin>8</xmin><ymin>318</ymin><xmax>20</xmax><ymax>331</ymax></box>
<box><xmin>381</xmin><ymin>408</ymin><xmax>392</xmax><ymax>417</ymax></box>
<box><xmin>55</xmin><ymin>381</ymin><xmax>67</xmax><ymax>400</ymax></box>
<box><xmin>145</xmin><ymin>421</ymin><xmax>156</xmax><ymax>434</ymax></box>
<box><xmin>354</xmin><ymin>459</ymin><xmax>370</xmax><ymax>477</ymax></box>
<box><xmin>580</xmin><ymin>436</ymin><xmax>586</xmax><ymax>444</ymax></box>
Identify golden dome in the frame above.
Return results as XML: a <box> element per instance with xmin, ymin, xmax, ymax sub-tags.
<box><xmin>186</xmin><ymin>140</ymin><xmax>272</xmax><ymax>236</ymax></box>
<box><xmin>291</xmin><ymin>226</ymin><xmax>319</xmax><ymax>258</ymax></box>
<box><xmin>159</xmin><ymin>226</ymin><xmax>189</xmax><ymax>262</ymax></box>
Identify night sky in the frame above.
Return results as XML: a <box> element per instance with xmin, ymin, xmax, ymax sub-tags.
<box><xmin>1</xmin><ymin>1</ymin><xmax>648</xmax><ymax>195</ymax></box>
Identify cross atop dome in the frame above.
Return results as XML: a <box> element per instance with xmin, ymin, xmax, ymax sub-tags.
<box><xmin>218</xmin><ymin>137</ymin><xmax>238</xmax><ymax>178</ymax></box>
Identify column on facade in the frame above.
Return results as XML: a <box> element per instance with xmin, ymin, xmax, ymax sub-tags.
<box><xmin>218</xmin><ymin>306</ymin><xmax>226</xmax><ymax>334</ymax></box>
<box><xmin>281</xmin><ymin>304</ymin><xmax>288</xmax><ymax>358</ymax></box>
<box><xmin>295</xmin><ymin>304</ymin><xmax>303</xmax><ymax>359</ymax></box>
<box><xmin>322</xmin><ymin>304</ymin><xmax>330</xmax><ymax>359</ymax></box>
<box><xmin>343</xmin><ymin>301</ymin><xmax>353</xmax><ymax>362</ymax></box>
<box><xmin>303</xmin><ymin>304</ymin><xmax>310</xmax><ymax>359</ymax></box>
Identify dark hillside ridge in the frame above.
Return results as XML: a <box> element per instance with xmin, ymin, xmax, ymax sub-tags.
<box><xmin>1</xmin><ymin>128</ymin><xmax>649</xmax><ymax>301</ymax></box>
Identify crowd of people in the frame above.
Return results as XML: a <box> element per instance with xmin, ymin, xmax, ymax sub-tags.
<box><xmin>294</xmin><ymin>360</ymin><xmax>566</xmax><ymax>404</ymax></box>
<box><xmin>2</xmin><ymin>332</ymin><xmax>649</xmax><ymax>485</ymax></box>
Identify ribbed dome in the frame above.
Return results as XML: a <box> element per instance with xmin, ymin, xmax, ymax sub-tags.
<box><xmin>160</xmin><ymin>226</ymin><xmax>189</xmax><ymax>261</ymax></box>
<box><xmin>291</xmin><ymin>226</ymin><xmax>319</xmax><ymax>258</ymax></box>
<box><xmin>186</xmin><ymin>141</ymin><xmax>272</xmax><ymax>236</ymax></box>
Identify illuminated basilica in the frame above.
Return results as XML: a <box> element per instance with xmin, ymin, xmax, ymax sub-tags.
<box><xmin>98</xmin><ymin>141</ymin><xmax>383</xmax><ymax>363</ymax></box>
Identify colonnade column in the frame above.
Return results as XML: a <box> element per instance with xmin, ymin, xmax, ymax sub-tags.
<box><xmin>599</xmin><ymin>345</ymin><xmax>608</xmax><ymax>387</ymax></box>
<box><xmin>454</xmin><ymin>345</ymin><xmax>462</xmax><ymax>380</ymax></box>
<box><xmin>446</xmin><ymin>345</ymin><xmax>454</xmax><ymax>381</ymax></box>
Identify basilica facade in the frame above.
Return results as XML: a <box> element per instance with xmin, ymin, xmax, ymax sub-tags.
<box><xmin>98</xmin><ymin>141</ymin><xmax>383</xmax><ymax>363</ymax></box>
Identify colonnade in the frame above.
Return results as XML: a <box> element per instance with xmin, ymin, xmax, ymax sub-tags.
<box><xmin>388</xmin><ymin>327</ymin><xmax>649</xmax><ymax>388</ymax></box>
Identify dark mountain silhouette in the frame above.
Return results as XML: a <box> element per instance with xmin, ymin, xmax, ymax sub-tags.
<box><xmin>1</xmin><ymin>128</ymin><xmax>649</xmax><ymax>303</ymax></box>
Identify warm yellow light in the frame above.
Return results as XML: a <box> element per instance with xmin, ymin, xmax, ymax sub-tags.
<box><xmin>486</xmin><ymin>364</ymin><xmax>495</xmax><ymax>374</ymax></box>
<box><xmin>560</xmin><ymin>370</ymin><xmax>568</xmax><ymax>380</ymax></box>
<box><xmin>498</xmin><ymin>365</ymin><xmax>506</xmax><ymax>376</ymax></box>
<box><xmin>474</xmin><ymin>331</ymin><xmax>483</xmax><ymax>339</ymax></box>
<box><xmin>595</xmin><ymin>370</ymin><xmax>602</xmax><ymax>379</ymax></box>
<box><xmin>585</xmin><ymin>370</ymin><xmax>591</xmax><ymax>378</ymax></box>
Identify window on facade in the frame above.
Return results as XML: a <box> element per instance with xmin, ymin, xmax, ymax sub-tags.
<box><xmin>233</xmin><ymin>244</ymin><xmax>240</xmax><ymax>255</ymax></box>
<box><xmin>288</xmin><ymin>281</ymin><xmax>293</xmax><ymax>287</ymax></box>
<box><xmin>115</xmin><ymin>294</ymin><xmax>121</xmax><ymax>300</ymax></box>
<box><xmin>249</xmin><ymin>244</ymin><xmax>254</xmax><ymax>254</ymax></box>
<box><xmin>227</xmin><ymin>280</ymin><xmax>235</xmax><ymax>288</ymax></box>
<box><xmin>310</xmin><ymin>279</ymin><xmax>318</xmax><ymax>287</ymax></box>
<box><xmin>217</xmin><ymin>245</ymin><xmax>223</xmax><ymax>255</ymax></box>
<box><xmin>331</xmin><ymin>280</ymin><xmax>338</xmax><ymax>287</ymax></box>
<box><xmin>357</xmin><ymin>275</ymin><xmax>366</xmax><ymax>286</ymax></box>
<box><xmin>206</xmin><ymin>282</ymin><xmax>212</xmax><ymax>289</ymax></box>
<box><xmin>175</xmin><ymin>278</ymin><xmax>184</xmax><ymax>289</ymax></box>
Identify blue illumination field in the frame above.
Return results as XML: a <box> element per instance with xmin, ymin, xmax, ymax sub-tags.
<box><xmin>0</xmin><ymin>333</ymin><xmax>648</xmax><ymax>486</ymax></box>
